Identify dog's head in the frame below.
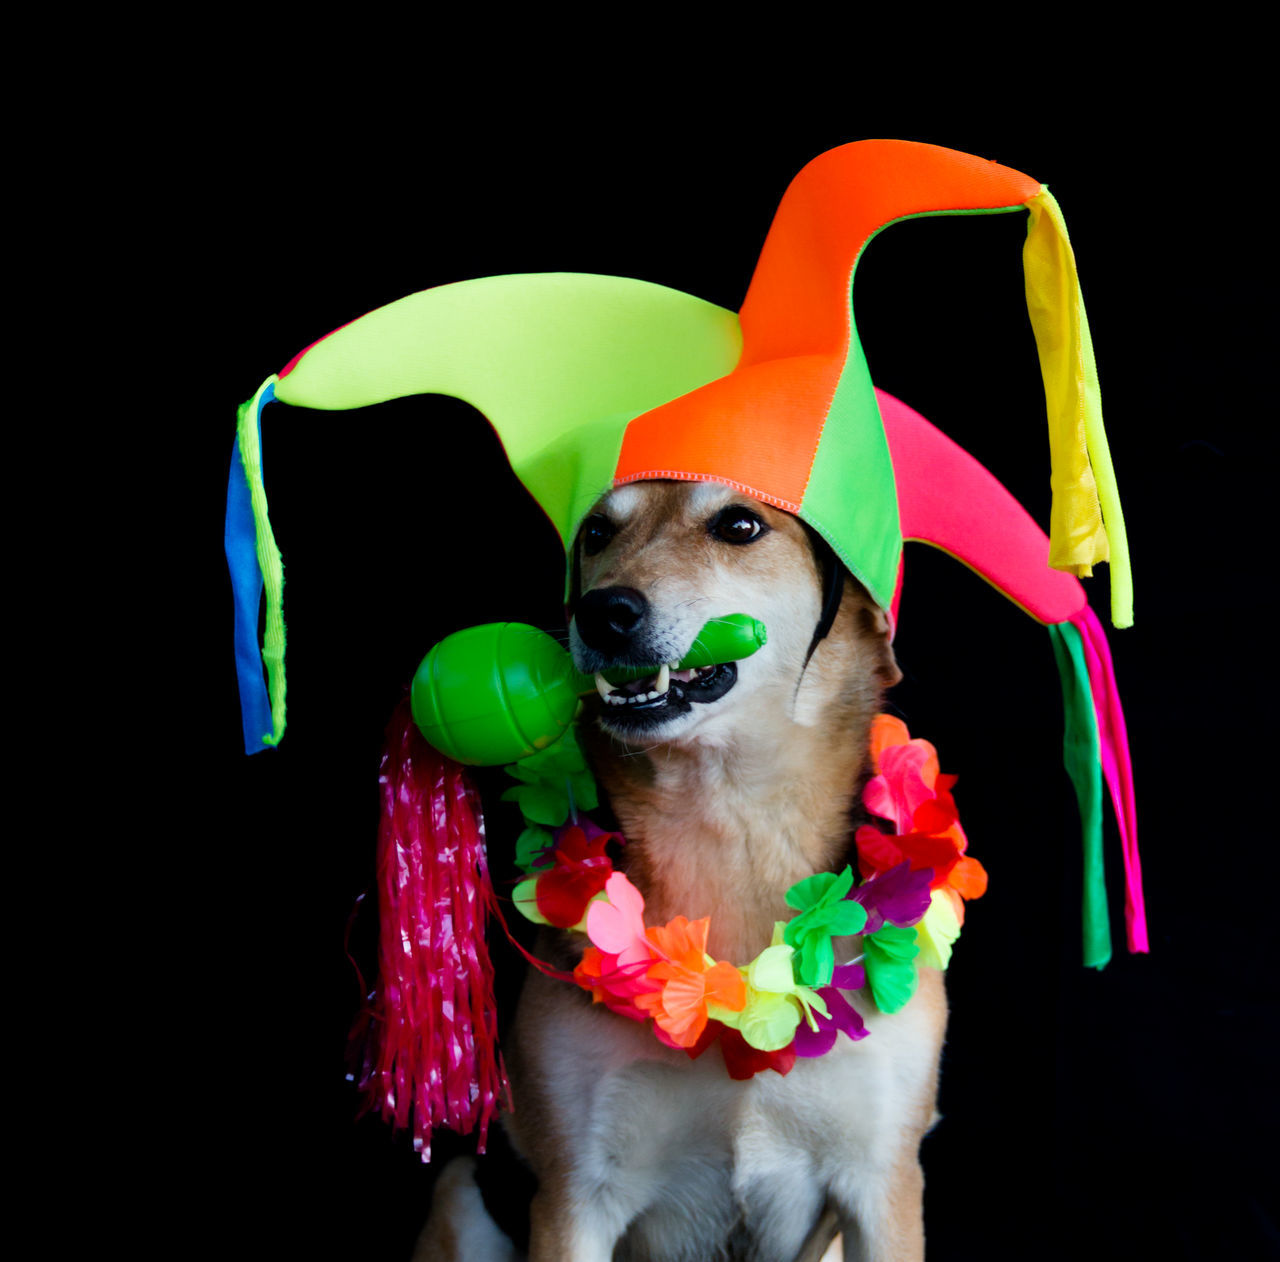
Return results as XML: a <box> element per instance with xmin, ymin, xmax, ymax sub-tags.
<box><xmin>569</xmin><ymin>480</ymin><xmax>900</xmax><ymax>749</ymax></box>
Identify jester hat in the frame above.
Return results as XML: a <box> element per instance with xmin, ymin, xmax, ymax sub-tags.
<box><xmin>228</xmin><ymin>139</ymin><xmax>1144</xmax><ymax>965</ymax></box>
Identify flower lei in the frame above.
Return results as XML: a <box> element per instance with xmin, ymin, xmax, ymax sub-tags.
<box><xmin>508</xmin><ymin>714</ymin><xmax>987</xmax><ymax>1080</ymax></box>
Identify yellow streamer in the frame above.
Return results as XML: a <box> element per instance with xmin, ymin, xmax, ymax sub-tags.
<box><xmin>1023</xmin><ymin>190</ymin><xmax>1133</xmax><ymax>627</ymax></box>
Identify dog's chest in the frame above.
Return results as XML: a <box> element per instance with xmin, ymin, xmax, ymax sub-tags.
<box><xmin>511</xmin><ymin>969</ymin><xmax>942</xmax><ymax>1262</ymax></box>
<box><xmin>575</xmin><ymin>1048</ymin><xmax>833</xmax><ymax>1262</ymax></box>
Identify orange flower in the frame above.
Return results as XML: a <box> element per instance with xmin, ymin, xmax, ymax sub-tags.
<box><xmin>633</xmin><ymin>916</ymin><xmax>747</xmax><ymax>1048</ymax></box>
<box><xmin>869</xmin><ymin>713</ymin><xmax>912</xmax><ymax>768</ymax></box>
<box><xmin>574</xmin><ymin>946</ymin><xmax>610</xmax><ymax>1004</ymax></box>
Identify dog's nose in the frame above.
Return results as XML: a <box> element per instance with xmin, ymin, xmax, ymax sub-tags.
<box><xmin>575</xmin><ymin>586</ymin><xmax>650</xmax><ymax>656</ymax></box>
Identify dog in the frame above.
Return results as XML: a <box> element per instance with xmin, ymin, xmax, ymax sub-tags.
<box><xmin>416</xmin><ymin>478</ymin><xmax>946</xmax><ymax>1262</ymax></box>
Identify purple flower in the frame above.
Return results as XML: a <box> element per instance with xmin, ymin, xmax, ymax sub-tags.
<box><xmin>849</xmin><ymin>861</ymin><xmax>932</xmax><ymax>933</ymax></box>
<box><xmin>831</xmin><ymin>961</ymin><xmax>866</xmax><ymax>991</ymax></box>
<box><xmin>793</xmin><ymin>985</ymin><xmax>868</xmax><ymax>1057</ymax></box>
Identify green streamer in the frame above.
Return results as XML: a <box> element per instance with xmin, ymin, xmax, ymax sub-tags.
<box><xmin>1049</xmin><ymin>622</ymin><xmax>1111</xmax><ymax>968</ymax></box>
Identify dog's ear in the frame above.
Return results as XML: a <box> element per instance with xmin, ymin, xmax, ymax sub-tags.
<box><xmin>839</xmin><ymin>584</ymin><xmax>903</xmax><ymax>691</ymax></box>
<box><xmin>860</xmin><ymin>600</ymin><xmax>903</xmax><ymax>687</ymax></box>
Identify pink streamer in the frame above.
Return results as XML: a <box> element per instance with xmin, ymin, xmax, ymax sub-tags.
<box><xmin>357</xmin><ymin>700</ymin><xmax>509</xmax><ymax>1161</ymax></box>
<box><xmin>1071</xmin><ymin>605</ymin><xmax>1149</xmax><ymax>954</ymax></box>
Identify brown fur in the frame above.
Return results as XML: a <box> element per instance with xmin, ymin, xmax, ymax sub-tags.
<box><xmin>419</xmin><ymin>481</ymin><xmax>946</xmax><ymax>1262</ymax></box>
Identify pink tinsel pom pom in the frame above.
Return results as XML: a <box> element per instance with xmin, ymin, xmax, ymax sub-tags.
<box><xmin>354</xmin><ymin>699</ymin><xmax>509</xmax><ymax>1161</ymax></box>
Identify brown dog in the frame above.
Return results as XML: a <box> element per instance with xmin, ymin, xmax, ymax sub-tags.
<box><xmin>418</xmin><ymin>479</ymin><xmax>945</xmax><ymax>1262</ymax></box>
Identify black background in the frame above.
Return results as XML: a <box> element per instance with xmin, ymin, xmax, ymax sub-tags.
<box><xmin>155</xmin><ymin>79</ymin><xmax>1274</xmax><ymax>1261</ymax></box>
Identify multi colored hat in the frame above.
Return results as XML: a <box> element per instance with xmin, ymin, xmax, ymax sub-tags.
<box><xmin>227</xmin><ymin>139</ymin><xmax>1144</xmax><ymax>966</ymax></box>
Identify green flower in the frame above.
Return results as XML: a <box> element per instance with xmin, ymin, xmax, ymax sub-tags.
<box><xmin>783</xmin><ymin>866</ymin><xmax>868</xmax><ymax>987</ymax></box>
<box><xmin>501</xmin><ymin>728</ymin><xmax>598</xmax><ymax>826</ymax></box>
<box><xmin>863</xmin><ymin>924</ymin><xmax>920</xmax><ymax>1014</ymax></box>
<box><xmin>514</xmin><ymin>826</ymin><xmax>554</xmax><ymax>874</ymax></box>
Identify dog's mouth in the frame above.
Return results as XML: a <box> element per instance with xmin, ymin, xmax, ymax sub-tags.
<box><xmin>591</xmin><ymin>661</ymin><xmax>739</xmax><ymax>728</ymax></box>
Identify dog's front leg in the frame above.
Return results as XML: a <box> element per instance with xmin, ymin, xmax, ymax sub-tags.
<box><xmin>821</xmin><ymin>967</ymin><xmax>945</xmax><ymax>1262</ymax></box>
<box><xmin>834</xmin><ymin>1152</ymin><xmax>925</xmax><ymax>1262</ymax></box>
<box><xmin>527</xmin><ymin>1176</ymin><xmax>629</xmax><ymax>1262</ymax></box>
<box><xmin>509</xmin><ymin>972</ymin><xmax>647</xmax><ymax>1262</ymax></box>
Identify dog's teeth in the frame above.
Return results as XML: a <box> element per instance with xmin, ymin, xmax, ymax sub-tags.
<box><xmin>595</xmin><ymin>672</ymin><xmax>615</xmax><ymax>701</ymax></box>
<box><xmin>654</xmin><ymin>663</ymin><xmax>670</xmax><ymax>695</ymax></box>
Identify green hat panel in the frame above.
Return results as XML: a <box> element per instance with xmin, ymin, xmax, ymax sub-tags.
<box><xmin>273</xmin><ymin>273</ymin><xmax>743</xmax><ymax>544</ymax></box>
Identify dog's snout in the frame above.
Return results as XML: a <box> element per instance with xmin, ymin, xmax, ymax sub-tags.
<box><xmin>575</xmin><ymin>586</ymin><xmax>650</xmax><ymax>656</ymax></box>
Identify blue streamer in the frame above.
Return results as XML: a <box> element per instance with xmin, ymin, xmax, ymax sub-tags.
<box><xmin>225</xmin><ymin>382</ymin><xmax>276</xmax><ymax>754</ymax></box>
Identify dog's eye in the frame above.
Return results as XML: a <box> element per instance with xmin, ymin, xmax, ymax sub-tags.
<box><xmin>710</xmin><ymin>508</ymin><xmax>767</xmax><ymax>544</ymax></box>
<box><xmin>581</xmin><ymin>515</ymin><xmax>617</xmax><ymax>556</ymax></box>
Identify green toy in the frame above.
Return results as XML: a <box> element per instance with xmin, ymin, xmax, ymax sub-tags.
<box><xmin>410</xmin><ymin>614</ymin><xmax>767</xmax><ymax>766</ymax></box>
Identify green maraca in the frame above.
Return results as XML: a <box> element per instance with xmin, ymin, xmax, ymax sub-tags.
<box><xmin>411</xmin><ymin>614</ymin><xmax>767</xmax><ymax>766</ymax></box>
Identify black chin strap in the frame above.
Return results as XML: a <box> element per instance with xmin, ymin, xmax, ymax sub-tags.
<box><xmin>565</xmin><ymin>538</ymin><xmax>583</xmax><ymax>621</ymax></box>
<box><xmin>802</xmin><ymin>539</ymin><xmax>846</xmax><ymax>670</ymax></box>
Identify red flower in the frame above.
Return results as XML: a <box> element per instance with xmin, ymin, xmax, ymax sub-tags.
<box><xmin>717</xmin><ymin>1027</ymin><xmax>797</xmax><ymax>1080</ymax></box>
<box><xmin>857</xmin><ymin>719</ymin><xmax>988</xmax><ymax>913</ymax></box>
<box><xmin>535</xmin><ymin>825</ymin><xmax>613</xmax><ymax>927</ymax></box>
<box><xmin>684</xmin><ymin>1022</ymin><xmax>796</xmax><ymax>1080</ymax></box>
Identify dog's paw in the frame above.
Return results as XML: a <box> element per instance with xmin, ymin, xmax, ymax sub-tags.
<box><xmin>412</xmin><ymin>1157</ymin><xmax>522</xmax><ymax>1262</ymax></box>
